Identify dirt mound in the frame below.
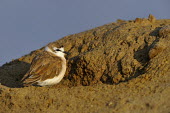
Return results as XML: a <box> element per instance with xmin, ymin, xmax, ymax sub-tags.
<box><xmin>0</xmin><ymin>15</ymin><xmax>170</xmax><ymax>113</ymax></box>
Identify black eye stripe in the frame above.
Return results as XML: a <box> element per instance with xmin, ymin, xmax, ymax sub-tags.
<box><xmin>55</xmin><ymin>49</ymin><xmax>61</xmax><ymax>51</ymax></box>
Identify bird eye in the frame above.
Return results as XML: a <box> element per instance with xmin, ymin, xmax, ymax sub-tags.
<box><xmin>55</xmin><ymin>49</ymin><xmax>61</xmax><ymax>51</ymax></box>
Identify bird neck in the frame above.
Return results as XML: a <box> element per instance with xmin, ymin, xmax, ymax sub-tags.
<box><xmin>56</xmin><ymin>57</ymin><xmax>66</xmax><ymax>82</ymax></box>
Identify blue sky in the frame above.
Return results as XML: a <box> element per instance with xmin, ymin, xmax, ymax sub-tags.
<box><xmin>0</xmin><ymin>0</ymin><xmax>170</xmax><ymax>65</ymax></box>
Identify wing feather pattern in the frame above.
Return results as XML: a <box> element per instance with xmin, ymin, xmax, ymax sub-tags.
<box><xmin>21</xmin><ymin>51</ymin><xmax>62</xmax><ymax>86</ymax></box>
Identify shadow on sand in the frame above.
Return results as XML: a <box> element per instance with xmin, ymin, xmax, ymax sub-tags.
<box><xmin>0</xmin><ymin>60</ymin><xmax>30</xmax><ymax>88</ymax></box>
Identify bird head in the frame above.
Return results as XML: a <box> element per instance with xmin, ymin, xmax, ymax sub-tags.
<box><xmin>45</xmin><ymin>46</ymin><xmax>69</xmax><ymax>57</ymax></box>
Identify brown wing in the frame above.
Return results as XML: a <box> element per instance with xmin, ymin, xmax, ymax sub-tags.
<box><xmin>21</xmin><ymin>51</ymin><xmax>62</xmax><ymax>86</ymax></box>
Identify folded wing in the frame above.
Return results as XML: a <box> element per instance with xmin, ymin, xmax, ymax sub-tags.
<box><xmin>21</xmin><ymin>52</ymin><xmax>62</xmax><ymax>86</ymax></box>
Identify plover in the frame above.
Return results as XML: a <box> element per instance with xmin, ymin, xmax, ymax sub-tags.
<box><xmin>21</xmin><ymin>46</ymin><xmax>69</xmax><ymax>86</ymax></box>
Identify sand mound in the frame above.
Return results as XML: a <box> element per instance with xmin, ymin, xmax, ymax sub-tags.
<box><xmin>0</xmin><ymin>15</ymin><xmax>170</xmax><ymax>113</ymax></box>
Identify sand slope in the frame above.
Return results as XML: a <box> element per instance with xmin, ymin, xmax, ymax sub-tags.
<box><xmin>0</xmin><ymin>15</ymin><xmax>170</xmax><ymax>113</ymax></box>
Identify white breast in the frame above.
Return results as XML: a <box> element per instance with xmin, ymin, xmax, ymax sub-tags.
<box><xmin>37</xmin><ymin>58</ymin><xmax>66</xmax><ymax>86</ymax></box>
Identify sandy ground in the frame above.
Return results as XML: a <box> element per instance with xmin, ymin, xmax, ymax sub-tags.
<box><xmin>0</xmin><ymin>15</ymin><xmax>170</xmax><ymax>113</ymax></box>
